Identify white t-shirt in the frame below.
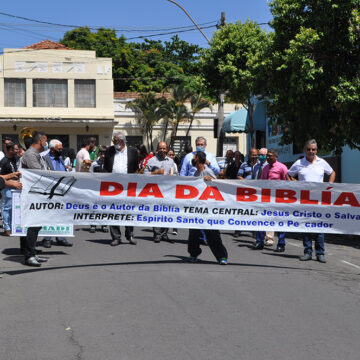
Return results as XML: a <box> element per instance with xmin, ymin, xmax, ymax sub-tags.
<box><xmin>0</xmin><ymin>151</ymin><xmax>5</xmax><ymax>161</ymax></box>
<box><xmin>288</xmin><ymin>156</ymin><xmax>333</xmax><ymax>182</ymax></box>
<box><xmin>76</xmin><ymin>148</ymin><xmax>91</xmax><ymax>172</ymax></box>
<box><xmin>112</xmin><ymin>146</ymin><xmax>128</xmax><ymax>174</ymax></box>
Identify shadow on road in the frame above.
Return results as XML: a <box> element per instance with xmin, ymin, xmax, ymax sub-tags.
<box><xmin>2</xmin><ymin>256</ymin><xmax>311</xmax><ymax>276</ymax></box>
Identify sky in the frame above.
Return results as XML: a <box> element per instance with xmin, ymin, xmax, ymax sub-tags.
<box><xmin>0</xmin><ymin>0</ymin><xmax>273</xmax><ymax>50</ymax></box>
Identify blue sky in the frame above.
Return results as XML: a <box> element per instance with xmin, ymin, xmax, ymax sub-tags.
<box><xmin>0</xmin><ymin>0</ymin><xmax>272</xmax><ymax>49</ymax></box>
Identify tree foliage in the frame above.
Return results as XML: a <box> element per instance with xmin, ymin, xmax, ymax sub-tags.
<box><xmin>199</xmin><ymin>21</ymin><xmax>272</xmax><ymax>147</ymax></box>
<box><xmin>267</xmin><ymin>0</ymin><xmax>360</xmax><ymax>152</ymax></box>
<box><xmin>60</xmin><ymin>29</ymin><xmax>202</xmax><ymax>93</ymax></box>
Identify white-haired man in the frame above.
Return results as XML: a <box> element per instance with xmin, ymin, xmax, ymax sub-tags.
<box><xmin>104</xmin><ymin>132</ymin><xmax>139</xmax><ymax>246</ymax></box>
<box><xmin>42</xmin><ymin>139</ymin><xmax>73</xmax><ymax>248</ymax></box>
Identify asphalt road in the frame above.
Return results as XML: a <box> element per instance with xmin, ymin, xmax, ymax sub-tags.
<box><xmin>1</xmin><ymin>227</ymin><xmax>360</xmax><ymax>360</ymax></box>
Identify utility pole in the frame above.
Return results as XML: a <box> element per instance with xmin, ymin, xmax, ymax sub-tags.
<box><xmin>216</xmin><ymin>12</ymin><xmax>226</xmax><ymax>157</ymax></box>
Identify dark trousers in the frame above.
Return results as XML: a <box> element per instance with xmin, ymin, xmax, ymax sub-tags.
<box><xmin>153</xmin><ymin>227</ymin><xmax>168</xmax><ymax>239</ymax></box>
<box><xmin>109</xmin><ymin>226</ymin><xmax>133</xmax><ymax>240</ymax></box>
<box><xmin>23</xmin><ymin>226</ymin><xmax>42</xmax><ymax>260</ymax></box>
<box><xmin>256</xmin><ymin>231</ymin><xmax>286</xmax><ymax>247</ymax></box>
<box><xmin>303</xmin><ymin>233</ymin><xmax>325</xmax><ymax>255</ymax></box>
<box><xmin>43</xmin><ymin>236</ymin><xmax>66</xmax><ymax>242</ymax></box>
<box><xmin>188</xmin><ymin>229</ymin><xmax>228</xmax><ymax>261</ymax></box>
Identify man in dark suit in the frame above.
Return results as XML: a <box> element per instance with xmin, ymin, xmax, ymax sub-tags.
<box><xmin>104</xmin><ymin>131</ymin><xmax>139</xmax><ymax>245</ymax></box>
<box><xmin>42</xmin><ymin>139</ymin><xmax>73</xmax><ymax>248</ymax></box>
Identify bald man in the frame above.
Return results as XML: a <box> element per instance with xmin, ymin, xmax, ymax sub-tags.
<box><xmin>144</xmin><ymin>142</ymin><xmax>177</xmax><ymax>242</ymax></box>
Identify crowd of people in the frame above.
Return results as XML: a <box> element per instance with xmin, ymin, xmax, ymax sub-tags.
<box><xmin>0</xmin><ymin>131</ymin><xmax>335</xmax><ymax>267</ymax></box>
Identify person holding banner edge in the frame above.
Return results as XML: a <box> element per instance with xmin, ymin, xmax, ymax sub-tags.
<box><xmin>20</xmin><ymin>131</ymin><xmax>49</xmax><ymax>267</ymax></box>
<box><xmin>288</xmin><ymin>139</ymin><xmax>335</xmax><ymax>263</ymax></box>
<box><xmin>41</xmin><ymin>139</ymin><xmax>73</xmax><ymax>248</ymax></box>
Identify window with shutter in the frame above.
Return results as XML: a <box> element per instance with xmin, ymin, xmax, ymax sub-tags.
<box><xmin>33</xmin><ymin>79</ymin><xmax>68</xmax><ymax>107</ymax></box>
<box><xmin>4</xmin><ymin>78</ymin><xmax>26</xmax><ymax>107</ymax></box>
<box><xmin>75</xmin><ymin>80</ymin><xmax>96</xmax><ymax>108</ymax></box>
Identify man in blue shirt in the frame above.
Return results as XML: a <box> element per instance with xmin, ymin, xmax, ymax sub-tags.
<box><xmin>180</xmin><ymin>136</ymin><xmax>220</xmax><ymax>176</ymax></box>
<box><xmin>42</xmin><ymin>139</ymin><xmax>73</xmax><ymax>248</ymax></box>
<box><xmin>237</xmin><ymin>148</ymin><xmax>259</xmax><ymax>179</ymax></box>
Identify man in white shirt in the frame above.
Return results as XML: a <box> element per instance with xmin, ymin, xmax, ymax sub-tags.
<box><xmin>75</xmin><ymin>139</ymin><xmax>92</xmax><ymax>172</ymax></box>
<box><xmin>288</xmin><ymin>139</ymin><xmax>335</xmax><ymax>263</ymax></box>
<box><xmin>104</xmin><ymin>132</ymin><xmax>139</xmax><ymax>246</ymax></box>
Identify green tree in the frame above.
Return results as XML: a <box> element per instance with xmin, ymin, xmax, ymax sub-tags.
<box><xmin>200</xmin><ymin>21</ymin><xmax>272</xmax><ymax>147</ymax></box>
<box><xmin>267</xmin><ymin>0</ymin><xmax>360</xmax><ymax>152</ymax></box>
<box><xmin>60</xmin><ymin>29</ymin><xmax>203</xmax><ymax>93</ymax></box>
<box><xmin>126</xmin><ymin>93</ymin><xmax>166</xmax><ymax>151</ymax></box>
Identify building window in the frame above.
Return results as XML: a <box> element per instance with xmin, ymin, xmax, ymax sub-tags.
<box><xmin>75</xmin><ymin>80</ymin><xmax>96</xmax><ymax>108</ymax></box>
<box><xmin>33</xmin><ymin>79</ymin><xmax>68</xmax><ymax>107</ymax></box>
<box><xmin>4</xmin><ymin>79</ymin><xmax>26</xmax><ymax>107</ymax></box>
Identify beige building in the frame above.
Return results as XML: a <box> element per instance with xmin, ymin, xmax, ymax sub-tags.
<box><xmin>0</xmin><ymin>40</ymin><xmax>115</xmax><ymax>149</ymax></box>
<box><xmin>114</xmin><ymin>92</ymin><xmax>247</xmax><ymax>156</ymax></box>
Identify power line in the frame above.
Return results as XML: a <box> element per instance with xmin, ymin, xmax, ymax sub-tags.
<box><xmin>127</xmin><ymin>25</ymin><xmax>216</xmax><ymax>40</ymax></box>
<box><xmin>0</xmin><ymin>11</ymin><xmax>216</xmax><ymax>32</ymax></box>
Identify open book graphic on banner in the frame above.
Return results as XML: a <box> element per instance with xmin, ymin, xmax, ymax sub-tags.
<box><xmin>29</xmin><ymin>175</ymin><xmax>76</xmax><ymax>199</ymax></box>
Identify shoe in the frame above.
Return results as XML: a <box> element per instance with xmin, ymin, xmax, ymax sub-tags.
<box><xmin>299</xmin><ymin>253</ymin><xmax>312</xmax><ymax>261</ymax></box>
<box><xmin>172</xmin><ymin>230</ymin><xmax>178</xmax><ymax>235</ymax></box>
<box><xmin>25</xmin><ymin>256</ymin><xmax>41</xmax><ymax>267</ymax></box>
<box><xmin>252</xmin><ymin>243</ymin><xmax>264</xmax><ymax>250</ymax></box>
<box><xmin>90</xmin><ymin>226</ymin><xmax>96</xmax><ymax>233</ymax></box>
<box><xmin>128</xmin><ymin>236</ymin><xmax>137</xmax><ymax>245</ymax></box>
<box><xmin>274</xmin><ymin>246</ymin><xmax>285</xmax><ymax>253</ymax></box>
<box><xmin>219</xmin><ymin>258</ymin><xmax>228</xmax><ymax>265</ymax></box>
<box><xmin>102</xmin><ymin>226</ymin><xmax>109</xmax><ymax>233</ymax></box>
<box><xmin>317</xmin><ymin>255</ymin><xmax>327</xmax><ymax>263</ymax></box>
<box><xmin>3</xmin><ymin>230</ymin><xmax>11</xmax><ymax>236</ymax></box>
<box><xmin>233</xmin><ymin>231</ymin><xmax>241</xmax><ymax>238</ymax></box>
<box><xmin>110</xmin><ymin>239</ymin><xmax>121</xmax><ymax>246</ymax></box>
<box><xmin>35</xmin><ymin>256</ymin><xmax>48</xmax><ymax>263</ymax></box>
<box><xmin>42</xmin><ymin>239</ymin><xmax>52</xmax><ymax>248</ymax></box>
<box><xmin>154</xmin><ymin>236</ymin><xmax>161</xmax><ymax>243</ymax></box>
<box><xmin>264</xmin><ymin>240</ymin><xmax>274</xmax><ymax>246</ymax></box>
<box><xmin>187</xmin><ymin>256</ymin><xmax>198</xmax><ymax>263</ymax></box>
<box><xmin>56</xmin><ymin>239</ymin><xmax>73</xmax><ymax>247</ymax></box>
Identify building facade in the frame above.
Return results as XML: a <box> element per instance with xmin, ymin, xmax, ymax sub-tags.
<box><xmin>114</xmin><ymin>92</ymin><xmax>247</xmax><ymax>156</ymax></box>
<box><xmin>0</xmin><ymin>40</ymin><xmax>115</xmax><ymax>150</ymax></box>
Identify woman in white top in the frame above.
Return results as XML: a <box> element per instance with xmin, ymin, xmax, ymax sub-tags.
<box><xmin>288</xmin><ymin>139</ymin><xmax>336</xmax><ymax>263</ymax></box>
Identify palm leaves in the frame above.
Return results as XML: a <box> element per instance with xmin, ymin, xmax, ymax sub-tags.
<box><xmin>125</xmin><ymin>83</ymin><xmax>211</xmax><ymax>152</ymax></box>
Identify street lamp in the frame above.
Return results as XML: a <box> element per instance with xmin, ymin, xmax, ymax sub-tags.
<box><xmin>165</xmin><ymin>0</ymin><xmax>210</xmax><ymax>43</ymax></box>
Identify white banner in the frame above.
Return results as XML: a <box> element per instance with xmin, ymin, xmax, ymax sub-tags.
<box><xmin>11</xmin><ymin>190</ymin><xmax>74</xmax><ymax>237</ymax></box>
<box><xmin>20</xmin><ymin>170</ymin><xmax>360</xmax><ymax>234</ymax></box>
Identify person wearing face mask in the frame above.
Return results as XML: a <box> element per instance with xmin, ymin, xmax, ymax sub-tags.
<box><xmin>104</xmin><ymin>132</ymin><xmax>139</xmax><ymax>246</ymax></box>
<box><xmin>180</xmin><ymin>136</ymin><xmax>220</xmax><ymax>176</ymax></box>
<box><xmin>20</xmin><ymin>131</ymin><xmax>49</xmax><ymax>266</ymax></box>
<box><xmin>237</xmin><ymin>148</ymin><xmax>259</xmax><ymax>180</ymax></box>
<box><xmin>41</xmin><ymin>139</ymin><xmax>73</xmax><ymax>248</ymax></box>
<box><xmin>39</xmin><ymin>131</ymin><xmax>50</xmax><ymax>157</ymax></box>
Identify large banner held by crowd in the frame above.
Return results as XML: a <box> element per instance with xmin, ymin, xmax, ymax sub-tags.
<box><xmin>20</xmin><ymin>169</ymin><xmax>360</xmax><ymax>234</ymax></box>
